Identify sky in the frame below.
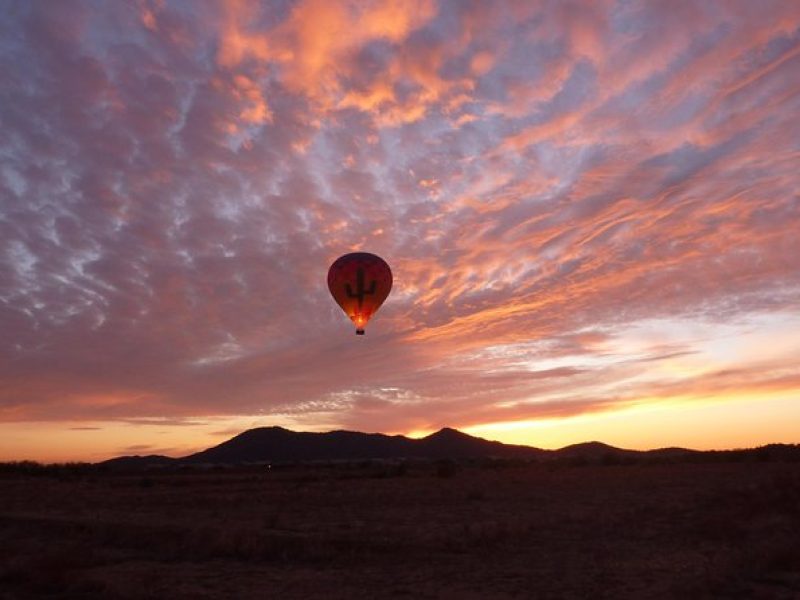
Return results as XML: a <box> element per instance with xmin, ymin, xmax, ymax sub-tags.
<box><xmin>1</xmin><ymin>0</ymin><xmax>799</xmax><ymax>462</ymax></box>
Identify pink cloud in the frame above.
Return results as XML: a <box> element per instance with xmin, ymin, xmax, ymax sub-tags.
<box><xmin>1</xmin><ymin>1</ymin><xmax>799</xmax><ymax>454</ymax></box>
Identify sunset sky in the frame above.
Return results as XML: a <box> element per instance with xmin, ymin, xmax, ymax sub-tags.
<box><xmin>1</xmin><ymin>1</ymin><xmax>799</xmax><ymax>462</ymax></box>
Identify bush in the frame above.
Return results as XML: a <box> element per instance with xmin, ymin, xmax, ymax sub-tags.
<box><xmin>435</xmin><ymin>460</ymin><xmax>458</xmax><ymax>478</ymax></box>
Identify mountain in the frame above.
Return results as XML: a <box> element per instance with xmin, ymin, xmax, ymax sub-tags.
<box><xmin>100</xmin><ymin>427</ymin><xmax>800</xmax><ymax>469</ymax></box>
<box><xmin>181</xmin><ymin>426</ymin><xmax>546</xmax><ymax>464</ymax></box>
<box><xmin>555</xmin><ymin>441</ymin><xmax>644</xmax><ymax>458</ymax></box>
<box><xmin>416</xmin><ymin>427</ymin><xmax>542</xmax><ymax>459</ymax></box>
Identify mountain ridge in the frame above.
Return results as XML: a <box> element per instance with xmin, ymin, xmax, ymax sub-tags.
<box><xmin>180</xmin><ymin>426</ymin><xmax>544</xmax><ymax>464</ymax></box>
<box><xmin>98</xmin><ymin>426</ymin><xmax>800</xmax><ymax>469</ymax></box>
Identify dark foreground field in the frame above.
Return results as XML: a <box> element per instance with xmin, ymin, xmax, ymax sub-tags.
<box><xmin>1</xmin><ymin>460</ymin><xmax>799</xmax><ymax>599</ymax></box>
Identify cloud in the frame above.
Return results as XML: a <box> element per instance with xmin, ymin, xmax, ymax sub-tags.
<box><xmin>216</xmin><ymin>0</ymin><xmax>443</xmax><ymax>124</ymax></box>
<box><xmin>118</xmin><ymin>443</ymin><xmax>181</xmax><ymax>455</ymax></box>
<box><xmin>1</xmin><ymin>0</ymin><xmax>799</xmax><ymax>445</ymax></box>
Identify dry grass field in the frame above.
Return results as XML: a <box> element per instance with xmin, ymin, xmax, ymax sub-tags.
<box><xmin>1</xmin><ymin>459</ymin><xmax>799</xmax><ymax>599</ymax></box>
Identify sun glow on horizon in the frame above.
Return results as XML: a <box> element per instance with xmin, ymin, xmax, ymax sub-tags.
<box><xmin>3</xmin><ymin>388</ymin><xmax>798</xmax><ymax>464</ymax></box>
<box><xmin>465</xmin><ymin>392</ymin><xmax>800</xmax><ymax>451</ymax></box>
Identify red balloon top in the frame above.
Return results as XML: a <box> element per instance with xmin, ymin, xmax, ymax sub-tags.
<box><xmin>327</xmin><ymin>253</ymin><xmax>392</xmax><ymax>334</ymax></box>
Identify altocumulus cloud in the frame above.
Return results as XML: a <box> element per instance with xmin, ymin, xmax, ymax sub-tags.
<box><xmin>1</xmin><ymin>1</ymin><xmax>799</xmax><ymax>433</ymax></box>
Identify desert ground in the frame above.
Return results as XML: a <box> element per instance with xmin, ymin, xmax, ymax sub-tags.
<box><xmin>1</xmin><ymin>459</ymin><xmax>798</xmax><ymax>599</ymax></box>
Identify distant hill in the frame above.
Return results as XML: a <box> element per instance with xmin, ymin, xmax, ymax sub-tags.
<box><xmin>182</xmin><ymin>426</ymin><xmax>546</xmax><ymax>464</ymax></box>
<box><xmin>97</xmin><ymin>426</ymin><xmax>800</xmax><ymax>470</ymax></box>
<box><xmin>555</xmin><ymin>441</ymin><xmax>630</xmax><ymax>457</ymax></box>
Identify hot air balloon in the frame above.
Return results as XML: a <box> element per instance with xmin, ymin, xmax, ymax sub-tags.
<box><xmin>327</xmin><ymin>252</ymin><xmax>392</xmax><ymax>335</ymax></box>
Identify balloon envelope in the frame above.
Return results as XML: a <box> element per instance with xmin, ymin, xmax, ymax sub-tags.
<box><xmin>327</xmin><ymin>252</ymin><xmax>392</xmax><ymax>334</ymax></box>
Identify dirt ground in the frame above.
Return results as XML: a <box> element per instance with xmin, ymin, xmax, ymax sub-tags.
<box><xmin>1</xmin><ymin>460</ymin><xmax>798</xmax><ymax>599</ymax></box>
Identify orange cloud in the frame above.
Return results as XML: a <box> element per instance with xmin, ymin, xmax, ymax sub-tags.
<box><xmin>217</xmin><ymin>0</ymin><xmax>438</xmax><ymax>115</ymax></box>
<box><xmin>231</xmin><ymin>74</ymin><xmax>273</xmax><ymax>124</ymax></box>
